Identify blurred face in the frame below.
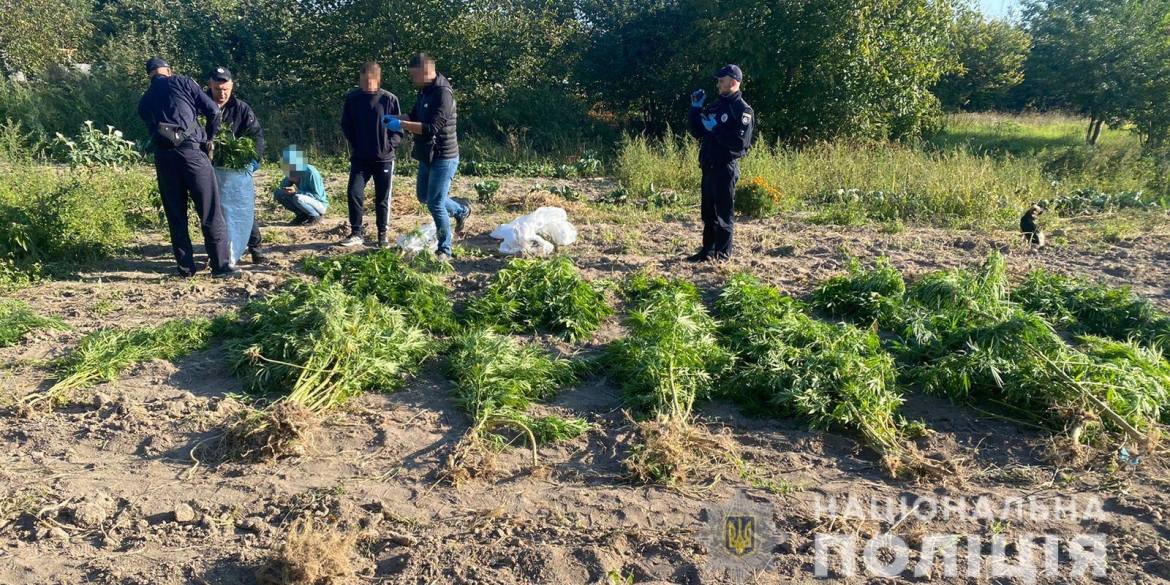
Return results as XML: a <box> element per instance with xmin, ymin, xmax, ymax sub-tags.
<box><xmin>360</xmin><ymin>71</ymin><xmax>380</xmax><ymax>92</ymax></box>
<box><xmin>716</xmin><ymin>76</ymin><xmax>739</xmax><ymax>97</ymax></box>
<box><xmin>209</xmin><ymin>79</ymin><xmax>233</xmax><ymax>105</ymax></box>
<box><xmin>148</xmin><ymin>67</ymin><xmax>172</xmax><ymax>81</ymax></box>
<box><xmin>409</xmin><ymin>62</ymin><xmax>435</xmax><ymax>89</ymax></box>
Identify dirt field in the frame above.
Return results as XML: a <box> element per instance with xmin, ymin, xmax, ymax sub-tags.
<box><xmin>2</xmin><ymin>173</ymin><xmax>1169</xmax><ymax>585</ymax></box>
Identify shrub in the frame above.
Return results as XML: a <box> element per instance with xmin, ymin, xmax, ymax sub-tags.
<box><xmin>49</xmin><ymin>121</ymin><xmax>141</xmax><ymax>168</ymax></box>
<box><xmin>474</xmin><ymin>180</ymin><xmax>501</xmax><ymax>205</ymax></box>
<box><xmin>0</xmin><ymin>167</ymin><xmax>161</xmax><ymax>269</ymax></box>
<box><xmin>736</xmin><ymin>176</ymin><xmax>789</xmax><ymax>219</ymax></box>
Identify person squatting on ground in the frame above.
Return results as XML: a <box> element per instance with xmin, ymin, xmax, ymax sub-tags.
<box><xmin>207</xmin><ymin>66</ymin><xmax>268</xmax><ymax>264</ymax></box>
<box><xmin>338</xmin><ymin>62</ymin><xmax>403</xmax><ymax>248</ymax></box>
<box><xmin>275</xmin><ymin>146</ymin><xmax>328</xmax><ymax>223</ymax></box>
<box><xmin>136</xmin><ymin>57</ymin><xmax>239</xmax><ymax>279</ymax></box>
<box><xmin>686</xmin><ymin>64</ymin><xmax>755</xmax><ymax>262</ymax></box>
<box><xmin>384</xmin><ymin>53</ymin><xmax>471</xmax><ymax>262</ymax></box>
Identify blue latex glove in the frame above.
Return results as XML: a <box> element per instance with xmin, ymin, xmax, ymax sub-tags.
<box><xmin>691</xmin><ymin>89</ymin><xmax>706</xmax><ymax>108</ymax></box>
<box><xmin>701</xmin><ymin>114</ymin><xmax>717</xmax><ymax>132</ymax></box>
<box><xmin>382</xmin><ymin>115</ymin><xmax>402</xmax><ymax>132</ymax></box>
<box><xmin>248</xmin><ymin>160</ymin><xmax>259</xmax><ymax>174</ymax></box>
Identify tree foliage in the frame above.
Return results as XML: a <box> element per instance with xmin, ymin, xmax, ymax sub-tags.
<box><xmin>935</xmin><ymin>7</ymin><xmax>1031</xmax><ymax>111</ymax></box>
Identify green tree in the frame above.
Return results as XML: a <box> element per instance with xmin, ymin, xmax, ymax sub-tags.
<box><xmin>935</xmin><ymin>7</ymin><xmax>1031</xmax><ymax>111</ymax></box>
<box><xmin>0</xmin><ymin>0</ymin><xmax>92</xmax><ymax>75</ymax></box>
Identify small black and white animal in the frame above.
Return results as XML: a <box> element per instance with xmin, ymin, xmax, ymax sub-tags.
<box><xmin>1020</xmin><ymin>202</ymin><xmax>1046</xmax><ymax>247</ymax></box>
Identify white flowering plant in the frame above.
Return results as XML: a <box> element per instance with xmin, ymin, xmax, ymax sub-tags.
<box><xmin>51</xmin><ymin>121</ymin><xmax>141</xmax><ymax>168</ymax></box>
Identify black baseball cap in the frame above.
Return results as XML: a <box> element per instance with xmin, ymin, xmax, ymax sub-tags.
<box><xmin>145</xmin><ymin>57</ymin><xmax>170</xmax><ymax>74</ymax></box>
<box><xmin>209</xmin><ymin>66</ymin><xmax>232</xmax><ymax>82</ymax></box>
<box><xmin>712</xmin><ymin>64</ymin><xmax>743</xmax><ymax>82</ymax></box>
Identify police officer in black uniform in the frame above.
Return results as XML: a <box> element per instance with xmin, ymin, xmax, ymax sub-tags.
<box><xmin>207</xmin><ymin>66</ymin><xmax>268</xmax><ymax>263</ymax></box>
<box><xmin>137</xmin><ymin>57</ymin><xmax>237</xmax><ymax>278</ymax></box>
<box><xmin>686</xmin><ymin>64</ymin><xmax>754</xmax><ymax>262</ymax></box>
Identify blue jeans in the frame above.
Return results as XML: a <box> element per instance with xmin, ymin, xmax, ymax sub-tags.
<box><xmin>417</xmin><ymin>157</ymin><xmax>466</xmax><ymax>255</ymax></box>
<box><xmin>274</xmin><ymin>189</ymin><xmax>327</xmax><ymax>217</ymax></box>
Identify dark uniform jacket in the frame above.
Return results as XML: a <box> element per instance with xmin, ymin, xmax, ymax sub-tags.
<box><xmin>688</xmin><ymin>90</ymin><xmax>754</xmax><ymax>167</ymax></box>
<box><xmin>341</xmin><ymin>88</ymin><xmax>403</xmax><ymax>163</ymax></box>
<box><xmin>137</xmin><ymin>75</ymin><xmax>221</xmax><ymax>147</ymax></box>
<box><xmin>409</xmin><ymin>74</ymin><xmax>459</xmax><ymax>162</ymax></box>
<box><xmin>207</xmin><ymin>92</ymin><xmax>265</xmax><ymax>161</ymax></box>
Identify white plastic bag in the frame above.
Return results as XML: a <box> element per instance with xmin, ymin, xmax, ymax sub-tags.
<box><xmin>214</xmin><ymin>168</ymin><xmax>256</xmax><ymax>266</ymax></box>
<box><xmin>397</xmin><ymin>222</ymin><xmax>438</xmax><ymax>253</ymax></box>
<box><xmin>490</xmin><ymin>206</ymin><xmax>577</xmax><ymax>256</ymax></box>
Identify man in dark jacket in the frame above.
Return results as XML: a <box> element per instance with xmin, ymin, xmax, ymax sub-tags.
<box><xmin>207</xmin><ymin>66</ymin><xmax>268</xmax><ymax>263</ymax></box>
<box><xmin>338</xmin><ymin>62</ymin><xmax>403</xmax><ymax>248</ymax></box>
<box><xmin>384</xmin><ymin>53</ymin><xmax>470</xmax><ymax>262</ymax></box>
<box><xmin>686</xmin><ymin>64</ymin><xmax>754</xmax><ymax>262</ymax></box>
<box><xmin>137</xmin><ymin>57</ymin><xmax>238</xmax><ymax>278</ymax></box>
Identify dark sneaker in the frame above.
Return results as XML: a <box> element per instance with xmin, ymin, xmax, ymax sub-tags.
<box><xmin>211</xmin><ymin>268</ymin><xmax>242</xmax><ymax>279</ymax></box>
<box><xmin>710</xmin><ymin>252</ymin><xmax>731</xmax><ymax>263</ymax></box>
<box><xmin>685</xmin><ymin>251</ymin><xmax>710</xmax><ymax>263</ymax></box>
<box><xmin>249</xmin><ymin>247</ymin><xmax>269</xmax><ymax>264</ymax></box>
<box><xmin>337</xmin><ymin>233</ymin><xmax>364</xmax><ymax>247</ymax></box>
<box><xmin>377</xmin><ymin>232</ymin><xmax>390</xmax><ymax>249</ymax></box>
<box><xmin>453</xmin><ymin>197</ymin><xmax>472</xmax><ymax>234</ymax></box>
<box><xmin>303</xmin><ymin>214</ymin><xmax>323</xmax><ymax>226</ymax></box>
<box><xmin>177</xmin><ymin>269</ymin><xmax>197</xmax><ymax>278</ymax></box>
<box><xmin>289</xmin><ymin>213</ymin><xmax>309</xmax><ymax>226</ymax></box>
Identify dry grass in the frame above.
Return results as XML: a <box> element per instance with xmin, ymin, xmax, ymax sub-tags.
<box><xmin>220</xmin><ymin>400</ymin><xmax>320</xmax><ymax>461</ymax></box>
<box><xmin>255</xmin><ymin>518</ymin><xmax>359</xmax><ymax>585</ymax></box>
<box><xmin>622</xmin><ymin>415</ymin><xmax>740</xmax><ymax>488</ymax></box>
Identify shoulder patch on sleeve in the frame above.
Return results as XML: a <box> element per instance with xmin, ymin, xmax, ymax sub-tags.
<box><xmin>742</xmin><ymin>113</ymin><xmax>753</xmax><ymax>126</ymax></box>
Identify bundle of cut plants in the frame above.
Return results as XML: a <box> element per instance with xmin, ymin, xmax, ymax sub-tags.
<box><xmin>811</xmin><ymin>256</ymin><xmax>906</xmax><ymax>327</ymax></box>
<box><xmin>889</xmin><ymin>254</ymin><xmax>1167</xmax><ymax>451</ymax></box>
<box><xmin>221</xmin><ymin>281</ymin><xmax>431</xmax><ymax>458</ymax></box>
<box><xmin>443</xmin><ymin>329</ymin><xmax>587</xmax><ymax>481</ymax></box>
<box><xmin>463</xmin><ymin>255</ymin><xmax>612</xmax><ymax>343</ymax></box>
<box><xmin>716</xmin><ymin>273</ymin><xmax>939</xmax><ymax>477</ymax></box>
<box><xmin>19</xmin><ymin>317</ymin><xmax>224</xmax><ymax>413</ymax></box>
<box><xmin>303</xmin><ymin>248</ymin><xmax>456</xmax><ymax>333</ymax></box>
<box><xmin>0</xmin><ymin>300</ymin><xmax>67</xmax><ymax>348</ymax></box>
<box><xmin>1011</xmin><ymin>269</ymin><xmax>1170</xmax><ymax>355</ymax></box>
<box><xmin>604</xmin><ymin>274</ymin><xmax>738</xmax><ymax>486</ymax></box>
<box><xmin>212</xmin><ymin>132</ymin><xmax>258</xmax><ymax>171</ymax></box>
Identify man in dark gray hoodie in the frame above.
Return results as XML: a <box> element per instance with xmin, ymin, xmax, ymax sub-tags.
<box><xmin>384</xmin><ymin>53</ymin><xmax>470</xmax><ymax>262</ymax></box>
<box><xmin>339</xmin><ymin>62</ymin><xmax>403</xmax><ymax>248</ymax></box>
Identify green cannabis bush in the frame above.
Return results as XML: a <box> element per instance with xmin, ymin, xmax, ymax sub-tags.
<box><xmin>464</xmin><ymin>256</ymin><xmax>612</xmax><ymax>342</ymax></box>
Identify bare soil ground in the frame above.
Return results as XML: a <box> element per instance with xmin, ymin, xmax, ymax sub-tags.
<box><xmin>2</xmin><ymin>173</ymin><xmax>1169</xmax><ymax>585</ymax></box>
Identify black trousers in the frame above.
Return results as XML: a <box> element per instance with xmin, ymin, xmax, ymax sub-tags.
<box><xmin>154</xmin><ymin>144</ymin><xmax>231</xmax><ymax>275</ymax></box>
<box><xmin>248</xmin><ymin>220</ymin><xmax>261</xmax><ymax>249</ymax></box>
<box><xmin>700</xmin><ymin>161</ymin><xmax>738</xmax><ymax>257</ymax></box>
<box><xmin>346</xmin><ymin>159</ymin><xmax>395</xmax><ymax>235</ymax></box>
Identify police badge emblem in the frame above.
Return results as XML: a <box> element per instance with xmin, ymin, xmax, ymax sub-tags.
<box><xmin>721</xmin><ymin>113</ymin><xmax>729</xmax><ymax>123</ymax></box>
<box><xmin>742</xmin><ymin>113</ymin><xmax>752</xmax><ymax>126</ymax></box>
<box><xmin>699</xmin><ymin>490</ymin><xmax>788</xmax><ymax>583</ymax></box>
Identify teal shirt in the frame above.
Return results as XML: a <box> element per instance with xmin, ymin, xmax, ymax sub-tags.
<box><xmin>280</xmin><ymin>163</ymin><xmax>327</xmax><ymax>206</ymax></box>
